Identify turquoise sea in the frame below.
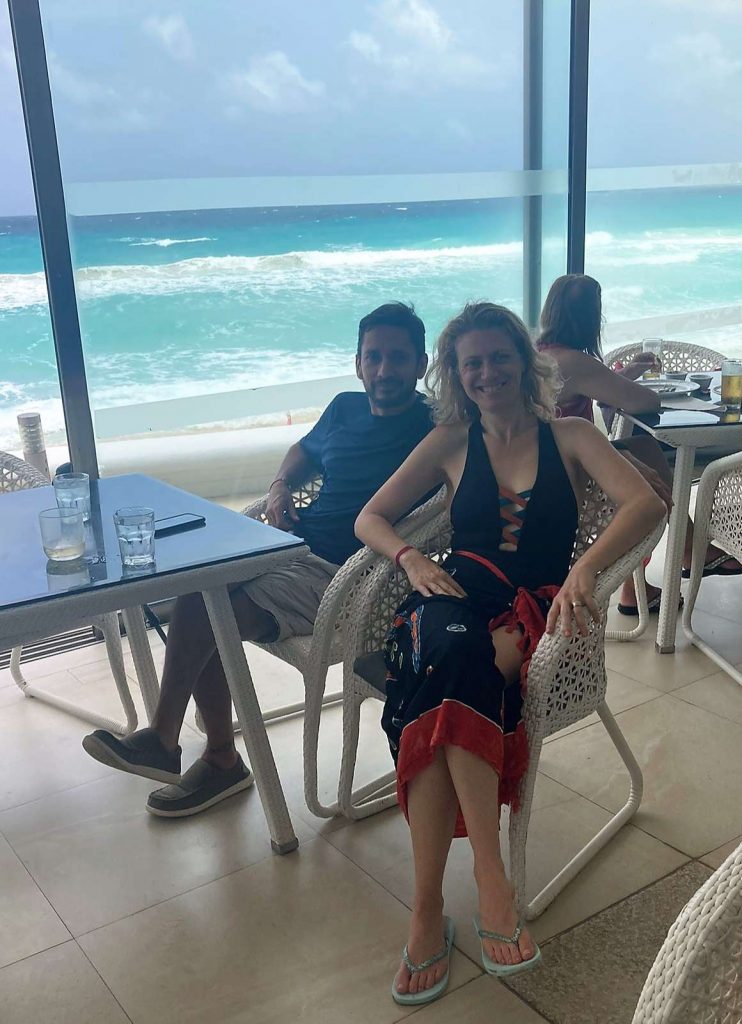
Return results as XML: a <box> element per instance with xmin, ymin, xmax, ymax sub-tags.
<box><xmin>1</xmin><ymin>187</ymin><xmax>741</xmax><ymax>448</ymax></box>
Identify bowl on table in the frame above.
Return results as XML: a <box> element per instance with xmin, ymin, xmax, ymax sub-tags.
<box><xmin>689</xmin><ymin>373</ymin><xmax>713</xmax><ymax>394</ymax></box>
<box><xmin>665</xmin><ymin>372</ymin><xmax>687</xmax><ymax>381</ymax></box>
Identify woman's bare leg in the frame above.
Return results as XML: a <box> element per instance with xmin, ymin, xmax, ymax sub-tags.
<box><xmin>394</xmin><ymin>748</ymin><xmax>459</xmax><ymax>997</ymax></box>
<box><xmin>444</xmin><ymin>627</ymin><xmax>535</xmax><ymax>966</ymax></box>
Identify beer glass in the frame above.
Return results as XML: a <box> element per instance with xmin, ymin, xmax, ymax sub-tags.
<box><xmin>721</xmin><ymin>361</ymin><xmax>742</xmax><ymax>409</ymax></box>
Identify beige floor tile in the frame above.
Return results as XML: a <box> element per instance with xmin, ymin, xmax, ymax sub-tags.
<box><xmin>545</xmin><ymin>669</ymin><xmax>663</xmax><ymax>743</ymax></box>
<box><xmin>0</xmin><ymin>696</ymin><xmax>112</xmax><ymax>812</ymax></box>
<box><xmin>0</xmin><ymin>640</ymin><xmax>113</xmax><ymax>685</ymax></box>
<box><xmin>539</xmin><ymin>694</ymin><xmax>742</xmax><ymax>856</ymax></box>
<box><xmin>328</xmin><ymin>789</ymin><xmax>686</xmax><ymax>960</ymax></box>
<box><xmin>0</xmin><ymin>941</ymin><xmax>130</xmax><ymax>1024</ymax></box>
<box><xmin>506</xmin><ymin>861</ymin><xmax>713</xmax><ymax>1024</ymax></box>
<box><xmin>674</xmin><ymin>670</ymin><xmax>742</xmax><ymax>725</ymax></box>
<box><xmin>0</xmin><ymin>745</ymin><xmax>316</xmax><ymax>936</ymax></box>
<box><xmin>0</xmin><ymin>835</ymin><xmax>70</xmax><ymax>969</ymax></box>
<box><xmin>700</xmin><ymin>835</ymin><xmax>742</xmax><ymax>869</ymax></box>
<box><xmin>692</xmin><ymin>571</ymin><xmax>742</xmax><ymax>624</ymax></box>
<box><xmin>683</xmin><ymin>607</ymin><xmax>742</xmax><ymax>666</ymax></box>
<box><xmin>397</xmin><ymin>975</ymin><xmax>547</xmax><ymax>1022</ymax></box>
<box><xmin>79</xmin><ymin>838</ymin><xmax>480</xmax><ymax>1024</ymax></box>
<box><xmin>604</xmin><ymin>632</ymin><xmax>716</xmax><ymax>691</ymax></box>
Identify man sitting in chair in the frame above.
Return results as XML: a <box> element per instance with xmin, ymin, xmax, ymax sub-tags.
<box><xmin>82</xmin><ymin>302</ymin><xmax>433</xmax><ymax>817</ymax></box>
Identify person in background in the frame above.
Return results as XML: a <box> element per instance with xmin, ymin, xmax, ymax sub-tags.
<box><xmin>538</xmin><ymin>274</ymin><xmax>741</xmax><ymax>614</ymax></box>
<box><xmin>81</xmin><ymin>302</ymin><xmax>434</xmax><ymax>817</ymax></box>
<box><xmin>355</xmin><ymin>302</ymin><xmax>665</xmax><ymax>1006</ymax></box>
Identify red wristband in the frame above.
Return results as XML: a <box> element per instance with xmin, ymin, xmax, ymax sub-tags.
<box><xmin>394</xmin><ymin>545</ymin><xmax>415</xmax><ymax>568</ymax></box>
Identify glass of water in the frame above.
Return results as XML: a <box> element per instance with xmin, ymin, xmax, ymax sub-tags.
<box><xmin>114</xmin><ymin>507</ymin><xmax>155</xmax><ymax>568</ymax></box>
<box><xmin>54</xmin><ymin>472</ymin><xmax>91</xmax><ymax>522</ymax></box>
<box><xmin>39</xmin><ymin>507</ymin><xmax>85</xmax><ymax>562</ymax></box>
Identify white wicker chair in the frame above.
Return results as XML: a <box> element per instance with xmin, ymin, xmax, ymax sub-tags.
<box><xmin>682</xmin><ymin>451</ymin><xmax>742</xmax><ymax>687</ymax></box>
<box><xmin>1</xmin><ymin>451</ymin><xmax>138</xmax><ymax>734</ymax></box>
<box><xmin>604</xmin><ymin>340</ymin><xmax>725</xmax><ymax>373</ymax></box>
<box><xmin>349</xmin><ymin>484</ymin><xmax>666</xmax><ymax>904</ymax></box>
<box><xmin>191</xmin><ymin>479</ymin><xmax>448</xmax><ymax>819</ymax></box>
<box><xmin>632</xmin><ymin>841</ymin><xmax>742</xmax><ymax>1023</ymax></box>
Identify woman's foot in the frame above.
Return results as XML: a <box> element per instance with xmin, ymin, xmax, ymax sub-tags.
<box><xmin>682</xmin><ymin>544</ymin><xmax>742</xmax><ymax>576</ymax></box>
<box><xmin>618</xmin><ymin>579</ymin><xmax>661</xmax><ymax>611</ymax></box>
<box><xmin>475</xmin><ymin>865</ymin><xmax>535</xmax><ymax>967</ymax></box>
<box><xmin>393</xmin><ymin>906</ymin><xmax>449</xmax><ymax>998</ymax></box>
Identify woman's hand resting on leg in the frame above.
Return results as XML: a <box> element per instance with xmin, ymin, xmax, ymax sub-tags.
<box><xmin>398</xmin><ymin>549</ymin><xmax>467</xmax><ymax>600</ymax></box>
<box><xmin>546</xmin><ymin>564</ymin><xmax>600</xmax><ymax>637</ymax></box>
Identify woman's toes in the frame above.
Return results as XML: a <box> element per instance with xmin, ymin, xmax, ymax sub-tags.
<box><xmin>395</xmin><ymin>965</ymin><xmax>410</xmax><ymax>995</ymax></box>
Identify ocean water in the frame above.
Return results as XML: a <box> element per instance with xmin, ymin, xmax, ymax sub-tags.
<box><xmin>1</xmin><ymin>187</ymin><xmax>741</xmax><ymax>449</ymax></box>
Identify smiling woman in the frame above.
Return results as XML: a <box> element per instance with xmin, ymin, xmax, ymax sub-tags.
<box><xmin>354</xmin><ymin>300</ymin><xmax>665</xmax><ymax>1004</ymax></box>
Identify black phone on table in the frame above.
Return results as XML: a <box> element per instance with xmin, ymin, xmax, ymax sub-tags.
<box><xmin>154</xmin><ymin>513</ymin><xmax>206</xmax><ymax>537</ymax></box>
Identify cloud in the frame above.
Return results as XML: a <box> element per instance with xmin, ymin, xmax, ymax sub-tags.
<box><xmin>47</xmin><ymin>54</ymin><xmax>160</xmax><ymax>132</ymax></box>
<box><xmin>221</xmin><ymin>51</ymin><xmax>325</xmax><ymax>113</ymax></box>
<box><xmin>378</xmin><ymin>0</ymin><xmax>452</xmax><ymax>51</ymax></box>
<box><xmin>347</xmin><ymin>0</ymin><xmax>509</xmax><ymax>92</ymax></box>
<box><xmin>143</xmin><ymin>15</ymin><xmax>195</xmax><ymax>62</ymax></box>
<box><xmin>650</xmin><ymin>31</ymin><xmax>742</xmax><ymax>89</ymax></box>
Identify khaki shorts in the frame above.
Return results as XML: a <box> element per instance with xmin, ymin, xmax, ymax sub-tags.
<box><xmin>240</xmin><ymin>552</ymin><xmax>339</xmax><ymax>642</ymax></box>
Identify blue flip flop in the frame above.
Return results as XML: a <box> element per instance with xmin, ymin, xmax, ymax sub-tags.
<box><xmin>474</xmin><ymin>915</ymin><xmax>542</xmax><ymax>977</ymax></box>
<box><xmin>392</xmin><ymin>915</ymin><xmax>455</xmax><ymax>1006</ymax></box>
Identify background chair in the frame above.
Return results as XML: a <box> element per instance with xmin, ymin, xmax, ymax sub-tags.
<box><xmin>683</xmin><ymin>451</ymin><xmax>742</xmax><ymax>687</ymax></box>
<box><xmin>632</xmin><ymin>841</ymin><xmax>741</xmax><ymax>1023</ymax></box>
<box><xmin>1</xmin><ymin>450</ymin><xmax>138</xmax><ymax>734</ymax></box>
<box><xmin>350</xmin><ymin>484</ymin><xmax>665</xmax><ymax>913</ymax></box>
<box><xmin>604</xmin><ymin>340</ymin><xmax>725</xmax><ymax>372</ymax></box>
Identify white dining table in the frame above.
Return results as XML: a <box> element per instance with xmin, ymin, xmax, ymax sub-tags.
<box><xmin>615</xmin><ymin>372</ymin><xmax>742</xmax><ymax>653</ymax></box>
<box><xmin>0</xmin><ymin>473</ymin><xmax>307</xmax><ymax>853</ymax></box>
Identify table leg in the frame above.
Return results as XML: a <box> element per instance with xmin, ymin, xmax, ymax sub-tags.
<box><xmin>202</xmin><ymin>585</ymin><xmax>298</xmax><ymax>855</ymax></box>
<box><xmin>656</xmin><ymin>445</ymin><xmax>695</xmax><ymax>653</ymax></box>
<box><xmin>122</xmin><ymin>606</ymin><xmax>161</xmax><ymax>722</ymax></box>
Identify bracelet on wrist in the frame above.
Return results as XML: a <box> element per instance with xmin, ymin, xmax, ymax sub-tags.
<box><xmin>269</xmin><ymin>477</ymin><xmax>289</xmax><ymax>492</ymax></box>
<box><xmin>394</xmin><ymin>544</ymin><xmax>416</xmax><ymax>568</ymax></box>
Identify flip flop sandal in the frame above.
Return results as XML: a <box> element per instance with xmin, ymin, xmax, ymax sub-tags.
<box><xmin>617</xmin><ymin>593</ymin><xmax>684</xmax><ymax>617</ymax></box>
<box><xmin>474</xmin><ymin>916</ymin><xmax>542</xmax><ymax>978</ymax></box>
<box><xmin>682</xmin><ymin>553</ymin><xmax>742</xmax><ymax>579</ymax></box>
<box><xmin>392</xmin><ymin>916</ymin><xmax>455</xmax><ymax>1006</ymax></box>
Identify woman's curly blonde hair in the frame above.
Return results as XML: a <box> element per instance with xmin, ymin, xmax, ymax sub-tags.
<box><xmin>425</xmin><ymin>301</ymin><xmax>561</xmax><ymax>425</ymax></box>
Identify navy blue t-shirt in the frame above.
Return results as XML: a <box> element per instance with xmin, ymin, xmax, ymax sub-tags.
<box><xmin>295</xmin><ymin>392</ymin><xmax>434</xmax><ymax>566</ymax></box>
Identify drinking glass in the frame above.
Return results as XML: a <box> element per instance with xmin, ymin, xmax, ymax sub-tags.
<box><xmin>641</xmin><ymin>338</ymin><xmax>663</xmax><ymax>379</ymax></box>
<box><xmin>721</xmin><ymin>360</ymin><xmax>742</xmax><ymax>409</ymax></box>
<box><xmin>114</xmin><ymin>507</ymin><xmax>155</xmax><ymax>568</ymax></box>
<box><xmin>53</xmin><ymin>472</ymin><xmax>91</xmax><ymax>522</ymax></box>
<box><xmin>39</xmin><ymin>507</ymin><xmax>85</xmax><ymax>562</ymax></box>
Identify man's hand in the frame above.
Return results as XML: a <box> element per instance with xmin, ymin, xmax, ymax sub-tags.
<box><xmin>621</xmin><ymin>452</ymin><xmax>673</xmax><ymax>513</ymax></box>
<box><xmin>398</xmin><ymin>549</ymin><xmax>467</xmax><ymax>599</ymax></box>
<box><xmin>265</xmin><ymin>481</ymin><xmax>300</xmax><ymax>531</ymax></box>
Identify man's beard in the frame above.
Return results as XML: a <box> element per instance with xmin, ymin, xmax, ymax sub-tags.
<box><xmin>370</xmin><ymin>380</ymin><xmax>415</xmax><ymax>408</ymax></box>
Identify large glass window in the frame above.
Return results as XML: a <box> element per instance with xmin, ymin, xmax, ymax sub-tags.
<box><xmin>0</xmin><ymin>7</ymin><xmax>60</xmax><ymax>462</ymax></box>
<box><xmin>34</xmin><ymin>0</ymin><xmax>570</xmax><ymax>488</ymax></box>
<box><xmin>586</xmin><ymin>0</ymin><xmax>742</xmax><ymax>357</ymax></box>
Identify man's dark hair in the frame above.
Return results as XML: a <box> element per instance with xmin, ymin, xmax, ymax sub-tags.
<box><xmin>357</xmin><ymin>302</ymin><xmax>426</xmax><ymax>359</ymax></box>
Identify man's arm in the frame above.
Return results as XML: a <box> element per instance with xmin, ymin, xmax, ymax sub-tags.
<box><xmin>264</xmin><ymin>441</ymin><xmax>317</xmax><ymax>530</ymax></box>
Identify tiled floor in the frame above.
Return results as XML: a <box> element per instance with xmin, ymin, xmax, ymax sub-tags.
<box><xmin>1</xmin><ymin>571</ymin><xmax>741</xmax><ymax>1023</ymax></box>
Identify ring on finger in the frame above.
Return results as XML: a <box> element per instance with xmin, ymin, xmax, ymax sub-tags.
<box><xmin>571</xmin><ymin>601</ymin><xmax>585</xmax><ymax>608</ymax></box>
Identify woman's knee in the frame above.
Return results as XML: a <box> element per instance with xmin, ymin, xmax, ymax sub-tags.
<box><xmin>491</xmin><ymin>628</ymin><xmax>523</xmax><ymax>685</ymax></box>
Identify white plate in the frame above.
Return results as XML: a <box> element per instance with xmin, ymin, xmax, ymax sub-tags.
<box><xmin>636</xmin><ymin>378</ymin><xmax>700</xmax><ymax>396</ymax></box>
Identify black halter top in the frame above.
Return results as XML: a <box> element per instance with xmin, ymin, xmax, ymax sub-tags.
<box><xmin>449</xmin><ymin>418</ymin><xmax>579</xmax><ymax>592</ymax></box>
